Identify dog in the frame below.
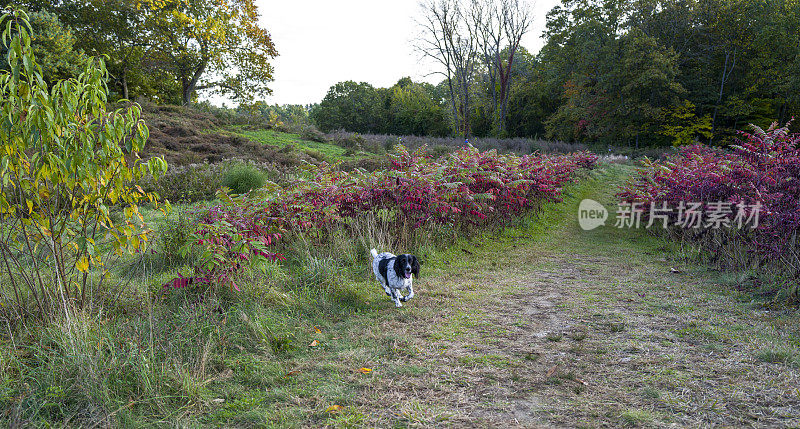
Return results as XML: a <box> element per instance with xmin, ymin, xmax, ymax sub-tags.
<box><xmin>370</xmin><ymin>249</ymin><xmax>420</xmax><ymax>307</ymax></box>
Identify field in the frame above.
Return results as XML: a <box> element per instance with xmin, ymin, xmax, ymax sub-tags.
<box><xmin>2</xmin><ymin>2</ymin><xmax>799</xmax><ymax>427</ymax></box>
<box><xmin>4</xmin><ymin>158</ymin><xmax>800</xmax><ymax>427</ymax></box>
<box><xmin>2</xmin><ymin>107</ymin><xmax>800</xmax><ymax>426</ymax></box>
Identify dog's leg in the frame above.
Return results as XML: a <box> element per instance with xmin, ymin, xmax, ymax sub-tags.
<box><xmin>376</xmin><ymin>275</ymin><xmax>391</xmax><ymax>297</ymax></box>
<box><xmin>389</xmin><ymin>288</ymin><xmax>402</xmax><ymax>307</ymax></box>
<box><xmin>400</xmin><ymin>281</ymin><xmax>414</xmax><ymax>302</ymax></box>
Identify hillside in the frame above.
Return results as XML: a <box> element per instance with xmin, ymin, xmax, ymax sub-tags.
<box><xmin>139</xmin><ymin>104</ymin><xmax>332</xmax><ymax>167</ymax></box>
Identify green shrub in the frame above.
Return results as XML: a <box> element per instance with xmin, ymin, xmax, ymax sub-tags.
<box><xmin>223</xmin><ymin>164</ymin><xmax>266</xmax><ymax>195</ymax></box>
<box><xmin>300</xmin><ymin>125</ymin><xmax>327</xmax><ymax>143</ymax></box>
<box><xmin>140</xmin><ymin>163</ymin><xmax>224</xmax><ymax>203</ymax></box>
<box><xmin>0</xmin><ymin>11</ymin><xmax>167</xmax><ymax>315</ymax></box>
<box><xmin>303</xmin><ymin>149</ymin><xmax>329</xmax><ymax>163</ymax></box>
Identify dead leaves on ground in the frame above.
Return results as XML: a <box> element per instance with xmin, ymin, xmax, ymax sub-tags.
<box><xmin>325</xmin><ymin>404</ymin><xmax>343</xmax><ymax>413</ymax></box>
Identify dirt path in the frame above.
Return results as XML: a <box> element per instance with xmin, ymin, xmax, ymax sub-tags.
<box><xmin>344</xmin><ymin>166</ymin><xmax>800</xmax><ymax>428</ymax></box>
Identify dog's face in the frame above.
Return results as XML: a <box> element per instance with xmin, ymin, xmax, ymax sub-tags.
<box><xmin>393</xmin><ymin>254</ymin><xmax>420</xmax><ymax>279</ymax></box>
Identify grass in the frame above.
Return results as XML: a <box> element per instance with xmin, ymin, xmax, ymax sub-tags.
<box><xmin>2</xmin><ymin>163</ymin><xmax>799</xmax><ymax>427</ymax></box>
<box><xmin>756</xmin><ymin>347</ymin><xmax>798</xmax><ymax>366</ymax></box>
<box><xmin>621</xmin><ymin>409</ymin><xmax>655</xmax><ymax>426</ymax></box>
<box><xmin>233</xmin><ymin>127</ymin><xmax>352</xmax><ymax>160</ymax></box>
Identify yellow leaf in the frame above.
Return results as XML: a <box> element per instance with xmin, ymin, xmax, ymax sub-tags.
<box><xmin>314</xmin><ymin>326</ymin><xmax>321</xmax><ymax>334</ymax></box>
<box><xmin>325</xmin><ymin>405</ymin><xmax>343</xmax><ymax>413</ymax></box>
<box><xmin>357</xmin><ymin>367</ymin><xmax>372</xmax><ymax>374</ymax></box>
<box><xmin>76</xmin><ymin>256</ymin><xmax>89</xmax><ymax>273</ymax></box>
<box><xmin>309</xmin><ymin>340</ymin><xmax>319</xmax><ymax>347</ymax></box>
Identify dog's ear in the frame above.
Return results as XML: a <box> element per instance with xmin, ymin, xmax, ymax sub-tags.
<box><xmin>410</xmin><ymin>255</ymin><xmax>421</xmax><ymax>279</ymax></box>
<box><xmin>393</xmin><ymin>256</ymin><xmax>404</xmax><ymax>279</ymax></box>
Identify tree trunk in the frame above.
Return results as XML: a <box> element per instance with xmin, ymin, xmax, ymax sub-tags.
<box><xmin>121</xmin><ymin>68</ymin><xmax>129</xmax><ymax>100</ymax></box>
<box><xmin>497</xmin><ymin>50</ymin><xmax>516</xmax><ymax>135</ymax></box>
<box><xmin>710</xmin><ymin>49</ymin><xmax>736</xmax><ymax>144</ymax></box>
<box><xmin>182</xmin><ymin>60</ymin><xmax>208</xmax><ymax>106</ymax></box>
<box><xmin>446</xmin><ymin>75</ymin><xmax>459</xmax><ymax>137</ymax></box>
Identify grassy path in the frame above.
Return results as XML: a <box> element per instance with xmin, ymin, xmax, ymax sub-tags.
<box><xmin>206</xmin><ymin>165</ymin><xmax>800</xmax><ymax>427</ymax></box>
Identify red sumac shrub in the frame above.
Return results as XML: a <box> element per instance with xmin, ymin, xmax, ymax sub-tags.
<box><xmin>165</xmin><ymin>145</ymin><xmax>598</xmax><ymax>292</ymax></box>
<box><xmin>618</xmin><ymin>122</ymin><xmax>800</xmax><ymax>266</ymax></box>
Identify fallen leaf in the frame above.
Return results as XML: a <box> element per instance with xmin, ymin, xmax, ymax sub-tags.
<box><xmin>357</xmin><ymin>367</ymin><xmax>372</xmax><ymax>374</ymax></box>
<box><xmin>546</xmin><ymin>365</ymin><xmax>560</xmax><ymax>378</ymax></box>
<box><xmin>670</xmin><ymin>267</ymin><xmax>683</xmax><ymax>273</ymax></box>
<box><xmin>309</xmin><ymin>340</ymin><xmax>319</xmax><ymax>347</ymax></box>
<box><xmin>285</xmin><ymin>370</ymin><xmax>301</xmax><ymax>377</ymax></box>
<box><xmin>211</xmin><ymin>398</ymin><xmax>225</xmax><ymax>404</ymax></box>
<box><xmin>332</xmin><ymin>337</ymin><xmax>341</xmax><ymax>340</ymax></box>
<box><xmin>314</xmin><ymin>326</ymin><xmax>322</xmax><ymax>334</ymax></box>
<box><xmin>325</xmin><ymin>405</ymin><xmax>343</xmax><ymax>413</ymax></box>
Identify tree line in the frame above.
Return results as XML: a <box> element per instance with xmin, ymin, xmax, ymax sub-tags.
<box><xmin>313</xmin><ymin>0</ymin><xmax>800</xmax><ymax>147</ymax></box>
<box><xmin>6</xmin><ymin>0</ymin><xmax>798</xmax><ymax>147</ymax></box>
<box><xmin>1</xmin><ymin>0</ymin><xmax>277</xmax><ymax>106</ymax></box>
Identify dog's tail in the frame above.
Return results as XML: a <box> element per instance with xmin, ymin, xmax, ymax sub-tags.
<box><xmin>370</xmin><ymin>248</ymin><xmax>378</xmax><ymax>258</ymax></box>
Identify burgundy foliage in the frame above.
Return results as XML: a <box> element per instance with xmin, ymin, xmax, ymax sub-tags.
<box><xmin>618</xmin><ymin>122</ymin><xmax>800</xmax><ymax>258</ymax></box>
<box><xmin>165</xmin><ymin>145</ymin><xmax>598</xmax><ymax>292</ymax></box>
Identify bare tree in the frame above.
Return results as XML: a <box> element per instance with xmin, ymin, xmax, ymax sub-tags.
<box><xmin>473</xmin><ymin>0</ymin><xmax>531</xmax><ymax>135</ymax></box>
<box><xmin>416</xmin><ymin>0</ymin><xmax>479</xmax><ymax>138</ymax></box>
<box><xmin>417</xmin><ymin>0</ymin><xmax>530</xmax><ymax>137</ymax></box>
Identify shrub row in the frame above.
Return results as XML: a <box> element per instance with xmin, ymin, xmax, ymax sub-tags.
<box><xmin>165</xmin><ymin>145</ymin><xmax>599</xmax><ymax>291</ymax></box>
<box><xmin>617</xmin><ymin>123</ymin><xmax>800</xmax><ymax>299</ymax></box>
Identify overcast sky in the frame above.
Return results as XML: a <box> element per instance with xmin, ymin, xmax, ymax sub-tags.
<box><xmin>208</xmin><ymin>0</ymin><xmax>561</xmax><ymax>107</ymax></box>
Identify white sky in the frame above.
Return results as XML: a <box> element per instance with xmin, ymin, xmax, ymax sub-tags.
<box><xmin>207</xmin><ymin>0</ymin><xmax>561</xmax><ymax>107</ymax></box>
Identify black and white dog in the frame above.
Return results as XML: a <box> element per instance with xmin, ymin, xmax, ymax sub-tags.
<box><xmin>370</xmin><ymin>249</ymin><xmax>420</xmax><ymax>307</ymax></box>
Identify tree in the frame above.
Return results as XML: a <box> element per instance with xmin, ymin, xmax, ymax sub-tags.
<box><xmin>417</xmin><ymin>0</ymin><xmax>479</xmax><ymax>138</ymax></box>
<box><xmin>660</xmin><ymin>100</ymin><xmax>712</xmax><ymax>146</ymax></box>
<box><xmin>310</xmin><ymin>81</ymin><xmax>388</xmax><ymax>133</ymax></box>
<box><xmin>56</xmin><ymin>0</ymin><xmax>157</xmax><ymax>100</ymax></box>
<box><xmin>141</xmin><ymin>0</ymin><xmax>278</xmax><ymax>105</ymax></box>
<box><xmin>388</xmin><ymin>79</ymin><xmax>450</xmax><ymax>136</ymax></box>
<box><xmin>615</xmin><ymin>28</ymin><xmax>684</xmax><ymax>147</ymax></box>
<box><xmin>470</xmin><ymin>0</ymin><xmax>532</xmax><ymax>135</ymax></box>
<box><xmin>0</xmin><ymin>10</ymin><xmax>167</xmax><ymax>316</ymax></box>
<box><xmin>504</xmin><ymin>47</ymin><xmax>552</xmax><ymax>137</ymax></box>
<box><xmin>0</xmin><ymin>8</ymin><xmax>87</xmax><ymax>84</ymax></box>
